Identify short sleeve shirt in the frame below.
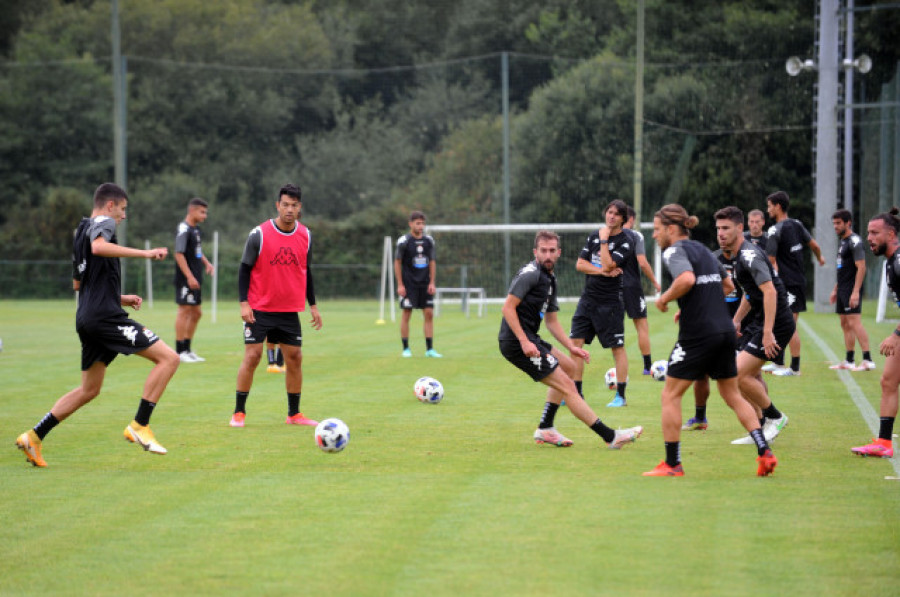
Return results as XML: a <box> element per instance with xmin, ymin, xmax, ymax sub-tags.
<box><xmin>174</xmin><ymin>221</ymin><xmax>204</xmax><ymax>283</ymax></box>
<box><xmin>733</xmin><ymin>240</ymin><xmax>793</xmax><ymax>325</ymax></box>
<box><xmin>662</xmin><ymin>240</ymin><xmax>733</xmax><ymax>340</ymax></box>
<box><xmin>75</xmin><ymin>216</ymin><xmax>125</xmax><ymax>327</ymax></box>
<box><xmin>713</xmin><ymin>248</ymin><xmax>741</xmax><ymax>303</ymax></box>
<box><xmin>395</xmin><ymin>234</ymin><xmax>435</xmax><ymax>287</ymax></box>
<box><xmin>836</xmin><ymin>233</ymin><xmax>866</xmax><ymax>293</ymax></box>
<box><xmin>885</xmin><ymin>252</ymin><xmax>900</xmax><ymax>309</ymax></box>
<box><xmin>744</xmin><ymin>231</ymin><xmax>767</xmax><ymax>247</ymax></box>
<box><xmin>580</xmin><ymin>229</ymin><xmax>633</xmax><ymax>302</ymax></box>
<box><xmin>766</xmin><ymin>218</ymin><xmax>812</xmax><ymax>287</ymax></box>
<box><xmin>621</xmin><ymin>228</ymin><xmax>645</xmax><ymax>290</ymax></box>
<box><xmin>499</xmin><ymin>260</ymin><xmax>559</xmax><ymax>341</ymax></box>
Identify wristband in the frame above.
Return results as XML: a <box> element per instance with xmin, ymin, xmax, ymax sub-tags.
<box><xmin>598</xmin><ymin>239</ymin><xmax>609</xmax><ymax>245</ymax></box>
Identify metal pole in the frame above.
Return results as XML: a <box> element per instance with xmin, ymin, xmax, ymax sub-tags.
<box><xmin>112</xmin><ymin>0</ymin><xmax>127</xmax><ymax>289</ymax></box>
<box><xmin>501</xmin><ymin>52</ymin><xmax>511</xmax><ymax>285</ymax></box>
<box><xmin>844</xmin><ymin>0</ymin><xmax>854</xmax><ymax>214</ymax></box>
<box><xmin>633</xmin><ymin>0</ymin><xmax>645</xmax><ymax>222</ymax></box>
<box><xmin>814</xmin><ymin>0</ymin><xmax>840</xmax><ymax>312</ymax></box>
<box><xmin>212</xmin><ymin>230</ymin><xmax>219</xmax><ymax>323</ymax></box>
<box><xmin>144</xmin><ymin>239</ymin><xmax>153</xmax><ymax>308</ymax></box>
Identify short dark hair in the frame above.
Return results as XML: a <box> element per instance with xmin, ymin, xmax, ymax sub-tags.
<box><xmin>766</xmin><ymin>190</ymin><xmax>790</xmax><ymax>212</ymax></box>
<box><xmin>534</xmin><ymin>229</ymin><xmax>560</xmax><ymax>249</ymax></box>
<box><xmin>714</xmin><ymin>205</ymin><xmax>744</xmax><ymax>225</ymax></box>
<box><xmin>870</xmin><ymin>207</ymin><xmax>900</xmax><ymax>235</ymax></box>
<box><xmin>832</xmin><ymin>209</ymin><xmax>851</xmax><ymax>223</ymax></box>
<box><xmin>409</xmin><ymin>210</ymin><xmax>426</xmax><ymax>222</ymax></box>
<box><xmin>605</xmin><ymin>199</ymin><xmax>628</xmax><ymax>219</ymax></box>
<box><xmin>626</xmin><ymin>206</ymin><xmax>636</xmax><ymax>221</ymax></box>
<box><xmin>278</xmin><ymin>183</ymin><xmax>302</xmax><ymax>202</ymax></box>
<box><xmin>188</xmin><ymin>197</ymin><xmax>208</xmax><ymax>209</ymax></box>
<box><xmin>93</xmin><ymin>183</ymin><xmax>127</xmax><ymax>209</ymax></box>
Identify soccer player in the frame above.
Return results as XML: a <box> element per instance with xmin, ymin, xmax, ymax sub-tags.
<box><xmin>744</xmin><ymin>209</ymin><xmax>768</xmax><ymax>247</ymax></box>
<box><xmin>764</xmin><ymin>190</ymin><xmax>825</xmax><ymax>376</ymax></box>
<box><xmin>829</xmin><ymin>209</ymin><xmax>874</xmax><ymax>372</ymax></box>
<box><xmin>715</xmin><ymin>206</ymin><xmax>792</xmax><ymax>445</ymax></box>
<box><xmin>643</xmin><ymin>204</ymin><xmax>776</xmax><ymax>477</ymax></box>
<box><xmin>499</xmin><ymin>230</ymin><xmax>642</xmax><ymax>449</ymax></box>
<box><xmin>230</xmin><ymin>183</ymin><xmax>322</xmax><ymax>428</ymax></box>
<box><xmin>571</xmin><ymin>200</ymin><xmax>634</xmax><ymax>407</ymax></box>
<box><xmin>623</xmin><ymin>206</ymin><xmax>661</xmax><ymax>375</ymax></box>
<box><xmin>174</xmin><ymin>197</ymin><xmax>214</xmax><ymax>363</ymax></box>
<box><xmin>16</xmin><ymin>183</ymin><xmax>179</xmax><ymax>467</ymax></box>
<box><xmin>850</xmin><ymin>209</ymin><xmax>900</xmax><ymax>458</ymax></box>
<box><xmin>394</xmin><ymin>211</ymin><xmax>441</xmax><ymax>358</ymax></box>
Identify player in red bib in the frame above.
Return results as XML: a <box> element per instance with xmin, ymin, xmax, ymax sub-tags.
<box><xmin>230</xmin><ymin>184</ymin><xmax>323</xmax><ymax>428</ymax></box>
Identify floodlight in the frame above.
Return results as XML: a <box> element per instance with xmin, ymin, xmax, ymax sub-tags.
<box><xmin>856</xmin><ymin>54</ymin><xmax>872</xmax><ymax>74</ymax></box>
<box><xmin>785</xmin><ymin>56</ymin><xmax>803</xmax><ymax>76</ymax></box>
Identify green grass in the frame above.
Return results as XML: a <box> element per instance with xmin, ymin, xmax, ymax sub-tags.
<box><xmin>1</xmin><ymin>299</ymin><xmax>899</xmax><ymax>596</ymax></box>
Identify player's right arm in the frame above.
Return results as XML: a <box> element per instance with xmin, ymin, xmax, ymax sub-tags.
<box><xmin>544</xmin><ymin>311</ymin><xmax>590</xmax><ymax>363</ymax></box>
<box><xmin>394</xmin><ymin>236</ymin><xmax>407</xmax><ymax>297</ymax></box>
<box><xmin>174</xmin><ymin>253</ymin><xmax>199</xmax><ymax>289</ymax></box>
<box><xmin>238</xmin><ymin>227</ymin><xmax>262</xmax><ymax>324</ymax></box>
<box><xmin>92</xmin><ymin>236</ymin><xmax>167</xmax><ymax>260</ymax></box>
<box><xmin>501</xmin><ymin>294</ymin><xmax>538</xmax><ymax>358</ymax></box>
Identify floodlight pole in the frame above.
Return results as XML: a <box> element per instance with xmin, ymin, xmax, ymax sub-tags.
<box><xmin>813</xmin><ymin>0</ymin><xmax>839</xmax><ymax>313</ymax></box>
<box><xmin>501</xmin><ymin>52</ymin><xmax>511</xmax><ymax>285</ymax></box>
<box><xmin>112</xmin><ymin>0</ymin><xmax>128</xmax><ymax>289</ymax></box>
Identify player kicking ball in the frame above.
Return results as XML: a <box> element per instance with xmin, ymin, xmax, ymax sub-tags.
<box><xmin>643</xmin><ymin>204</ymin><xmax>776</xmax><ymax>477</ymax></box>
<box><xmin>498</xmin><ymin>230</ymin><xmax>642</xmax><ymax>450</ymax></box>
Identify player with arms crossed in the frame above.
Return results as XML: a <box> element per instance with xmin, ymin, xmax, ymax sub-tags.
<box><xmin>744</xmin><ymin>209</ymin><xmax>768</xmax><ymax>247</ymax></box>
<box><xmin>829</xmin><ymin>209</ymin><xmax>874</xmax><ymax>371</ymax></box>
<box><xmin>764</xmin><ymin>190</ymin><xmax>825</xmax><ymax>375</ymax></box>
<box><xmin>571</xmin><ymin>200</ymin><xmax>634</xmax><ymax>407</ymax></box>
<box><xmin>716</xmin><ymin>207</ymin><xmax>792</xmax><ymax>445</ymax></box>
<box><xmin>174</xmin><ymin>197</ymin><xmax>215</xmax><ymax>363</ymax></box>
<box><xmin>643</xmin><ymin>204</ymin><xmax>776</xmax><ymax>477</ymax></box>
<box><xmin>499</xmin><ymin>230</ymin><xmax>642</xmax><ymax>449</ymax></box>
<box><xmin>395</xmin><ymin>211</ymin><xmax>441</xmax><ymax>358</ymax></box>
<box><xmin>230</xmin><ymin>183</ymin><xmax>322</xmax><ymax>428</ymax></box>
<box><xmin>851</xmin><ymin>209</ymin><xmax>900</xmax><ymax>458</ymax></box>
<box><xmin>16</xmin><ymin>183</ymin><xmax>179</xmax><ymax>467</ymax></box>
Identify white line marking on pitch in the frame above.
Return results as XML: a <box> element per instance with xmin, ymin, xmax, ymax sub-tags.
<box><xmin>799</xmin><ymin>318</ymin><xmax>900</xmax><ymax>480</ymax></box>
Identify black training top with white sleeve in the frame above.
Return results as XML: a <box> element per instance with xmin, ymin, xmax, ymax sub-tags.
<box><xmin>74</xmin><ymin>215</ymin><xmax>125</xmax><ymax>327</ymax></box>
<box><xmin>498</xmin><ymin>259</ymin><xmax>559</xmax><ymax>342</ymax></box>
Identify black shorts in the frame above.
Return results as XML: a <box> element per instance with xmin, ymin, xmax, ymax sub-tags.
<box><xmin>666</xmin><ymin>331</ymin><xmax>737</xmax><ymax>381</ymax></box>
<box><xmin>499</xmin><ymin>336</ymin><xmax>559</xmax><ymax>382</ymax></box>
<box><xmin>740</xmin><ymin>316</ymin><xmax>796</xmax><ymax>361</ymax></box>
<box><xmin>400</xmin><ymin>284</ymin><xmax>434</xmax><ymax>310</ymax></box>
<box><xmin>77</xmin><ymin>314</ymin><xmax>160</xmax><ymax>371</ymax></box>
<box><xmin>623</xmin><ymin>286</ymin><xmax>648</xmax><ymax>319</ymax></box>
<box><xmin>725</xmin><ymin>298</ymin><xmax>741</xmax><ymax>319</ymax></box>
<box><xmin>175</xmin><ymin>284</ymin><xmax>202</xmax><ymax>306</ymax></box>
<box><xmin>243</xmin><ymin>311</ymin><xmax>303</xmax><ymax>346</ymax></box>
<box><xmin>784</xmin><ymin>284</ymin><xmax>807</xmax><ymax>314</ymax></box>
<box><xmin>835</xmin><ymin>290</ymin><xmax>862</xmax><ymax>315</ymax></box>
<box><xmin>570</xmin><ymin>297</ymin><xmax>625</xmax><ymax>348</ymax></box>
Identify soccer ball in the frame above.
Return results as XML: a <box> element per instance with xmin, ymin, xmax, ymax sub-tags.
<box><xmin>650</xmin><ymin>360</ymin><xmax>668</xmax><ymax>381</ymax></box>
<box><xmin>414</xmin><ymin>376</ymin><xmax>444</xmax><ymax>404</ymax></box>
<box><xmin>604</xmin><ymin>368</ymin><xmax>629</xmax><ymax>389</ymax></box>
<box><xmin>315</xmin><ymin>418</ymin><xmax>350</xmax><ymax>453</ymax></box>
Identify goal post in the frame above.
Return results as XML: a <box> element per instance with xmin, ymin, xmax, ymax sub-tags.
<box><xmin>377</xmin><ymin>222</ymin><xmax>661</xmax><ymax>319</ymax></box>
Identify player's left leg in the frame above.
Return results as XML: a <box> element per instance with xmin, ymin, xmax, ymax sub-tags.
<box><xmin>608</xmin><ymin>346</ymin><xmax>629</xmax><ymax>407</ymax></box>
<box><xmin>852</xmin><ymin>347</ymin><xmax>899</xmax><ymax>457</ymax></box>
<box><xmin>281</xmin><ymin>343</ymin><xmax>317</xmax><ymax>425</ymax></box>
<box><xmin>633</xmin><ymin>317</ymin><xmax>652</xmax><ymax>373</ymax></box>
<box><xmin>643</xmin><ymin>376</ymin><xmax>690</xmax><ymax>476</ymax></box>
<box><xmin>423</xmin><ymin>307</ymin><xmax>441</xmax><ymax>357</ymax></box>
<box><xmin>717</xmin><ymin>376</ymin><xmax>776</xmax><ymax>476</ymax></box>
<box><xmin>683</xmin><ymin>376</ymin><xmax>710</xmax><ymax>430</ymax></box>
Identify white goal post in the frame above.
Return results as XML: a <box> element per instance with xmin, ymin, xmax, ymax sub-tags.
<box><xmin>377</xmin><ymin>222</ymin><xmax>660</xmax><ymax>322</ymax></box>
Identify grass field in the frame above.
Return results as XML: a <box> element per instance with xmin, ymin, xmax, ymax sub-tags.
<box><xmin>1</xmin><ymin>299</ymin><xmax>899</xmax><ymax>596</ymax></box>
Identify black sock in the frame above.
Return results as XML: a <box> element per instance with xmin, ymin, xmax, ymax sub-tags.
<box><xmin>539</xmin><ymin>402</ymin><xmax>560</xmax><ymax>429</ymax></box>
<box><xmin>846</xmin><ymin>350</ymin><xmax>855</xmax><ymax>363</ymax></box>
<box><xmin>695</xmin><ymin>405</ymin><xmax>707</xmax><ymax>421</ymax></box>
<box><xmin>863</xmin><ymin>351</ymin><xmax>872</xmax><ymax>362</ymax></box>
<box><xmin>643</xmin><ymin>354</ymin><xmax>652</xmax><ymax>370</ymax></box>
<box><xmin>33</xmin><ymin>412</ymin><xmax>59</xmax><ymax>440</ymax></box>
<box><xmin>759</xmin><ymin>417</ymin><xmax>765</xmax><ymax>428</ymax></box>
<box><xmin>762</xmin><ymin>403</ymin><xmax>782</xmax><ymax>420</ymax></box>
<box><xmin>184</xmin><ymin>339</ymin><xmax>192</xmax><ymax>353</ymax></box>
<box><xmin>774</xmin><ymin>354</ymin><xmax>785</xmax><ymax>366</ymax></box>
<box><xmin>879</xmin><ymin>417</ymin><xmax>896</xmax><ymax>441</ymax></box>
<box><xmin>574</xmin><ymin>380</ymin><xmax>583</xmax><ymax>397</ymax></box>
<box><xmin>288</xmin><ymin>392</ymin><xmax>301</xmax><ymax>416</ymax></box>
<box><xmin>267</xmin><ymin>348</ymin><xmax>276</xmax><ymax>365</ymax></box>
<box><xmin>276</xmin><ymin>347</ymin><xmax>284</xmax><ymax>367</ymax></box>
<box><xmin>235</xmin><ymin>391</ymin><xmax>249</xmax><ymax>414</ymax></box>
<box><xmin>616</xmin><ymin>382</ymin><xmax>627</xmax><ymax>399</ymax></box>
<box><xmin>176</xmin><ymin>340</ymin><xmax>186</xmax><ymax>353</ymax></box>
<box><xmin>791</xmin><ymin>356</ymin><xmax>800</xmax><ymax>372</ymax></box>
<box><xmin>590</xmin><ymin>418</ymin><xmax>616</xmax><ymax>443</ymax></box>
<box><xmin>750</xmin><ymin>428</ymin><xmax>769</xmax><ymax>456</ymax></box>
<box><xmin>134</xmin><ymin>398</ymin><xmax>156</xmax><ymax>426</ymax></box>
<box><xmin>665</xmin><ymin>441</ymin><xmax>681</xmax><ymax>467</ymax></box>
<box><xmin>426</xmin><ymin>337</ymin><xmax>434</xmax><ymax>350</ymax></box>
<box><xmin>402</xmin><ymin>338</ymin><xmax>409</xmax><ymax>350</ymax></box>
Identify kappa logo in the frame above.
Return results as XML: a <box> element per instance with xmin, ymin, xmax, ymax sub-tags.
<box><xmin>639</xmin><ymin>297</ymin><xmax>646</xmax><ymax>312</ymax></box>
<box><xmin>181</xmin><ymin>287</ymin><xmax>189</xmax><ymax>299</ymax></box>
<box><xmin>787</xmin><ymin>291</ymin><xmax>796</xmax><ymax>306</ymax></box>
<box><xmin>663</xmin><ymin>246</ymin><xmax>677</xmax><ymax>266</ymax></box>
<box><xmin>118</xmin><ymin>325</ymin><xmax>138</xmax><ymax>345</ymax></box>
<box><xmin>270</xmin><ymin>247</ymin><xmax>300</xmax><ymax>266</ymax></box>
<box><xmin>740</xmin><ymin>249</ymin><xmax>756</xmax><ymax>267</ymax></box>
<box><xmin>670</xmin><ymin>343</ymin><xmax>686</xmax><ymax>364</ymax></box>
<box><xmin>529</xmin><ymin>355</ymin><xmax>542</xmax><ymax>370</ymax></box>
